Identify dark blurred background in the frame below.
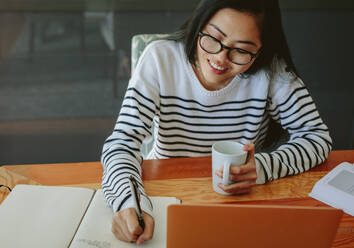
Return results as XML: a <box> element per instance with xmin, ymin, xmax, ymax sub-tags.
<box><xmin>0</xmin><ymin>0</ymin><xmax>353</xmax><ymax>165</ymax></box>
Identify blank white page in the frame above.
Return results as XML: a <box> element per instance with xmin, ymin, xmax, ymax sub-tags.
<box><xmin>0</xmin><ymin>185</ymin><xmax>94</xmax><ymax>248</ymax></box>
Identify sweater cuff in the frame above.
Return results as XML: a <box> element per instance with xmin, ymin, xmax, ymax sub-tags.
<box><xmin>112</xmin><ymin>195</ymin><xmax>154</xmax><ymax>218</ymax></box>
<box><xmin>140</xmin><ymin>195</ymin><xmax>154</xmax><ymax>218</ymax></box>
<box><xmin>254</xmin><ymin>153</ymin><xmax>267</xmax><ymax>184</ymax></box>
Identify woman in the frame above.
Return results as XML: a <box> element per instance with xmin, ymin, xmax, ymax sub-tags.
<box><xmin>101</xmin><ymin>0</ymin><xmax>332</xmax><ymax>244</ymax></box>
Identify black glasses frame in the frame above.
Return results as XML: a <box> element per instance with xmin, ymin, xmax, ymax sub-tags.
<box><xmin>0</xmin><ymin>184</ymin><xmax>12</xmax><ymax>192</ymax></box>
<box><xmin>198</xmin><ymin>32</ymin><xmax>259</xmax><ymax>65</ymax></box>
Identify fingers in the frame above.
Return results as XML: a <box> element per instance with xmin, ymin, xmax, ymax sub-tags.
<box><xmin>215</xmin><ymin>166</ymin><xmax>255</xmax><ymax>181</ymax></box>
<box><xmin>111</xmin><ymin>208</ymin><xmax>155</xmax><ymax>245</ymax></box>
<box><xmin>215</xmin><ymin>161</ymin><xmax>257</xmax><ymax>182</ymax></box>
<box><xmin>136</xmin><ymin>212</ymin><xmax>155</xmax><ymax>245</ymax></box>
<box><xmin>215</xmin><ymin>142</ymin><xmax>257</xmax><ymax>194</ymax></box>
<box><xmin>111</xmin><ymin>208</ymin><xmax>144</xmax><ymax>243</ymax></box>
<box><xmin>230</xmin><ymin>163</ymin><xmax>256</xmax><ymax>174</ymax></box>
<box><xmin>215</xmin><ymin>164</ymin><xmax>257</xmax><ymax>194</ymax></box>
<box><xmin>126</xmin><ymin>212</ymin><xmax>144</xmax><ymax>241</ymax></box>
<box><xmin>243</xmin><ymin>142</ymin><xmax>255</xmax><ymax>153</ymax></box>
<box><xmin>112</xmin><ymin>215</ymin><xmax>133</xmax><ymax>242</ymax></box>
<box><xmin>217</xmin><ymin>179</ymin><xmax>256</xmax><ymax>194</ymax></box>
<box><xmin>229</xmin><ymin>142</ymin><xmax>257</xmax><ymax>180</ymax></box>
<box><xmin>243</xmin><ymin>142</ymin><xmax>255</xmax><ymax>163</ymax></box>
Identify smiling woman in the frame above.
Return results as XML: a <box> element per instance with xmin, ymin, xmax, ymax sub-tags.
<box><xmin>100</xmin><ymin>0</ymin><xmax>334</xmax><ymax>245</ymax></box>
<box><xmin>193</xmin><ymin>8</ymin><xmax>263</xmax><ymax>90</ymax></box>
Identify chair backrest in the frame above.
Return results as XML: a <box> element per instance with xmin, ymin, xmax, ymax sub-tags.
<box><xmin>131</xmin><ymin>34</ymin><xmax>170</xmax><ymax>74</ymax></box>
<box><xmin>130</xmin><ymin>34</ymin><xmax>169</xmax><ymax>158</ymax></box>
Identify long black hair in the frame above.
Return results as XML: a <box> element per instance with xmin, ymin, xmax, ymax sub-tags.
<box><xmin>170</xmin><ymin>0</ymin><xmax>298</xmax><ymax>77</ymax></box>
<box><xmin>169</xmin><ymin>0</ymin><xmax>296</xmax><ymax>149</ymax></box>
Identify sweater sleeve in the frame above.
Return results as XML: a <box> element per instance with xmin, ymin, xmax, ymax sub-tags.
<box><xmin>101</xmin><ymin>43</ymin><xmax>160</xmax><ymax>216</ymax></box>
<box><xmin>254</xmin><ymin>62</ymin><xmax>332</xmax><ymax>184</ymax></box>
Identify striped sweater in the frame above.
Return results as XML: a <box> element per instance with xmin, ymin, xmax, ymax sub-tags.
<box><xmin>101</xmin><ymin>40</ymin><xmax>332</xmax><ymax>216</ymax></box>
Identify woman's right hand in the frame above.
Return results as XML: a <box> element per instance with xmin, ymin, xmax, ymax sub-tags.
<box><xmin>111</xmin><ymin>208</ymin><xmax>154</xmax><ymax>245</ymax></box>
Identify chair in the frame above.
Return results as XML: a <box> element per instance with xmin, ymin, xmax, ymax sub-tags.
<box><xmin>131</xmin><ymin>34</ymin><xmax>169</xmax><ymax>158</ymax></box>
<box><xmin>131</xmin><ymin>34</ymin><xmax>170</xmax><ymax>73</ymax></box>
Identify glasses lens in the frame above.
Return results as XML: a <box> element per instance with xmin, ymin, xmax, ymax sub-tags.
<box><xmin>200</xmin><ymin>35</ymin><xmax>221</xmax><ymax>54</ymax></box>
<box><xmin>229</xmin><ymin>49</ymin><xmax>252</xmax><ymax>65</ymax></box>
<box><xmin>199</xmin><ymin>33</ymin><xmax>254</xmax><ymax>65</ymax></box>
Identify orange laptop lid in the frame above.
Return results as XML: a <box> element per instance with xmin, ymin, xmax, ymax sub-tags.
<box><xmin>167</xmin><ymin>204</ymin><xmax>343</xmax><ymax>248</ymax></box>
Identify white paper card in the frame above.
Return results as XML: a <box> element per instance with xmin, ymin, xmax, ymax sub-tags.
<box><xmin>309</xmin><ymin>162</ymin><xmax>354</xmax><ymax>216</ymax></box>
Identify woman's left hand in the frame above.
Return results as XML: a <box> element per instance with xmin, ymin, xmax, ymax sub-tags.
<box><xmin>215</xmin><ymin>143</ymin><xmax>258</xmax><ymax>194</ymax></box>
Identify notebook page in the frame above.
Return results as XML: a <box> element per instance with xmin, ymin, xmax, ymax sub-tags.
<box><xmin>70</xmin><ymin>190</ymin><xmax>180</xmax><ymax>248</ymax></box>
<box><xmin>0</xmin><ymin>185</ymin><xmax>94</xmax><ymax>248</ymax></box>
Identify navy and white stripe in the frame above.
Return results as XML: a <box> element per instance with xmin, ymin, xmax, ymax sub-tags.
<box><xmin>101</xmin><ymin>40</ymin><xmax>332</xmax><ymax>214</ymax></box>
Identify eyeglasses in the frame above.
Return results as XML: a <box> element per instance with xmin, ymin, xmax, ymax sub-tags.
<box><xmin>198</xmin><ymin>32</ymin><xmax>259</xmax><ymax>65</ymax></box>
<box><xmin>0</xmin><ymin>184</ymin><xmax>12</xmax><ymax>192</ymax></box>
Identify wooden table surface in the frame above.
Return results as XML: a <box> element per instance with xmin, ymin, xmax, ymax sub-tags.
<box><xmin>1</xmin><ymin>150</ymin><xmax>354</xmax><ymax>247</ymax></box>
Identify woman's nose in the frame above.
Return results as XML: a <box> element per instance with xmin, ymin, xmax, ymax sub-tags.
<box><xmin>214</xmin><ymin>48</ymin><xmax>229</xmax><ymax>64</ymax></box>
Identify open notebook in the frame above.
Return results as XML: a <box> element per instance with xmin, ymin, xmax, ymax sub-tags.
<box><xmin>0</xmin><ymin>184</ymin><xmax>180</xmax><ymax>248</ymax></box>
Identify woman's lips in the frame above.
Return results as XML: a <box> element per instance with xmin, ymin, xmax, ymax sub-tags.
<box><xmin>208</xmin><ymin>60</ymin><xmax>227</xmax><ymax>75</ymax></box>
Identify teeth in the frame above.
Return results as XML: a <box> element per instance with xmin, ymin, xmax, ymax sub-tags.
<box><xmin>210</xmin><ymin>61</ymin><xmax>226</xmax><ymax>71</ymax></box>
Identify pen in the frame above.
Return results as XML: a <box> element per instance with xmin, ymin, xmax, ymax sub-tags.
<box><xmin>128</xmin><ymin>175</ymin><xmax>145</xmax><ymax>230</ymax></box>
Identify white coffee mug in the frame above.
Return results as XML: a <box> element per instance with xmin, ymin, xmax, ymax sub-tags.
<box><xmin>212</xmin><ymin>141</ymin><xmax>248</xmax><ymax>195</ymax></box>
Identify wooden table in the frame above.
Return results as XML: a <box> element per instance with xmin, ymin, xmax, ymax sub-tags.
<box><xmin>1</xmin><ymin>150</ymin><xmax>354</xmax><ymax>247</ymax></box>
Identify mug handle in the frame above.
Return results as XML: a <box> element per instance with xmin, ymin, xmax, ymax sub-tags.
<box><xmin>222</xmin><ymin>162</ymin><xmax>230</xmax><ymax>186</ymax></box>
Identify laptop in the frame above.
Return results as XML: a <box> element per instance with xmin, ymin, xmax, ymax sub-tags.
<box><xmin>167</xmin><ymin>204</ymin><xmax>343</xmax><ymax>248</ymax></box>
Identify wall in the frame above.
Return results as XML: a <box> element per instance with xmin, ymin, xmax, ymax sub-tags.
<box><xmin>0</xmin><ymin>2</ymin><xmax>353</xmax><ymax>165</ymax></box>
